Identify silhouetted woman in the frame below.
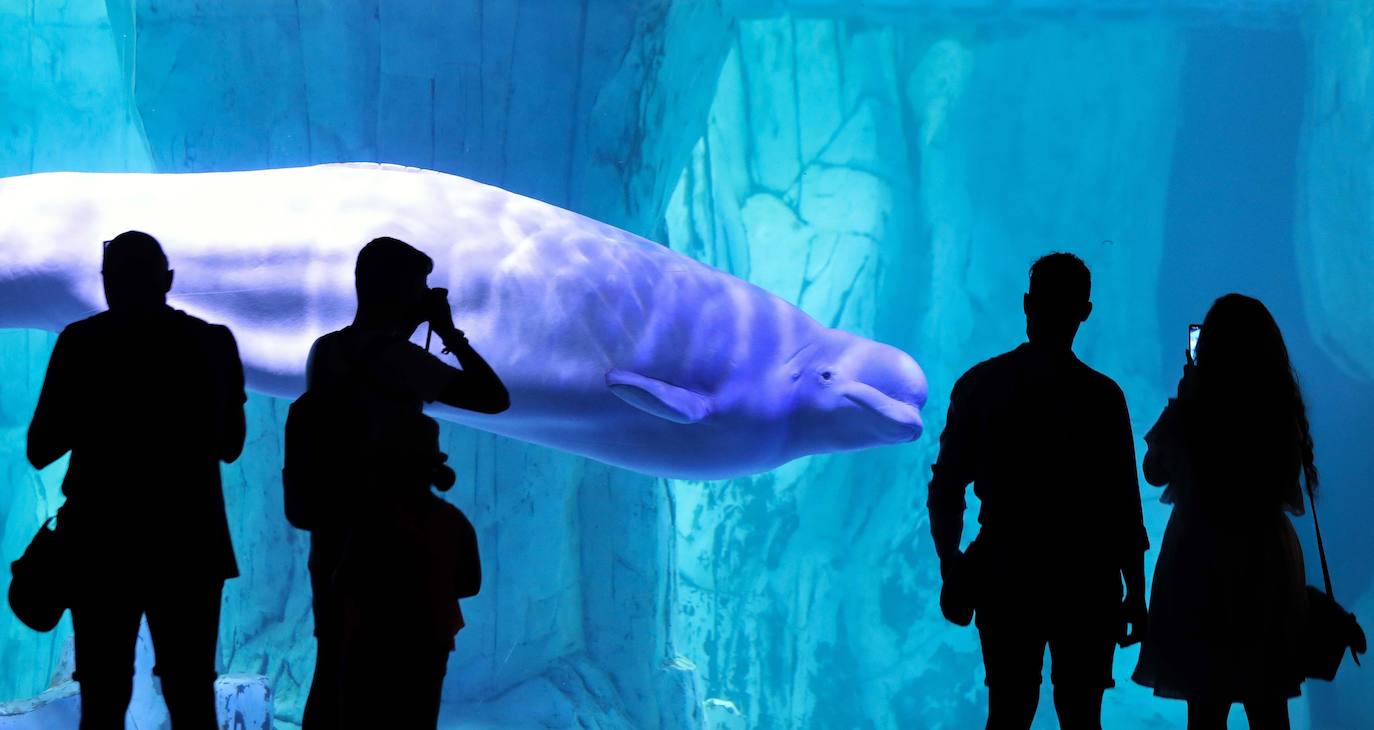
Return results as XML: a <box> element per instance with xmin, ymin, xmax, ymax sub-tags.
<box><xmin>1133</xmin><ymin>294</ymin><xmax>1310</xmax><ymax>730</ymax></box>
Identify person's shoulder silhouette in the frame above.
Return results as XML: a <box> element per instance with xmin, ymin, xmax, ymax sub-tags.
<box><xmin>31</xmin><ymin>230</ymin><xmax>246</xmax><ymax>479</ymax></box>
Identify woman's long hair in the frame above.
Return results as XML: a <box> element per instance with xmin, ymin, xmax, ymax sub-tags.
<box><xmin>1192</xmin><ymin>294</ymin><xmax>1318</xmax><ymax>506</ymax></box>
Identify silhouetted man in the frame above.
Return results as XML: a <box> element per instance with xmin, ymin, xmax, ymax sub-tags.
<box><xmin>927</xmin><ymin>253</ymin><xmax>1148</xmax><ymax>730</ymax></box>
<box><xmin>28</xmin><ymin>231</ymin><xmax>246</xmax><ymax>729</ymax></box>
<box><xmin>294</xmin><ymin>236</ymin><xmax>508</xmax><ymax>729</ymax></box>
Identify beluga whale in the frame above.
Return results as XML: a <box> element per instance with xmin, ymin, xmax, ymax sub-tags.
<box><xmin>0</xmin><ymin>163</ymin><xmax>927</xmax><ymax>479</ymax></box>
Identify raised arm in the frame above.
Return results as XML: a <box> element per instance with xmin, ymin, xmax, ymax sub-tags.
<box><xmin>432</xmin><ymin>327</ymin><xmax>510</xmax><ymax>415</ymax></box>
<box><xmin>1142</xmin><ymin>400</ymin><xmax>1182</xmax><ymax>488</ymax></box>
<box><xmin>1141</xmin><ymin>440</ymin><xmax>1169</xmax><ymax>487</ymax></box>
<box><xmin>1144</xmin><ymin>358</ymin><xmax>1195</xmax><ymax>487</ymax></box>
<box><xmin>424</xmin><ymin>288</ymin><xmax>509</xmax><ymax>415</ymax></box>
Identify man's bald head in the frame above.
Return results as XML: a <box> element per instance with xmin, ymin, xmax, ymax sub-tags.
<box><xmin>102</xmin><ymin>230</ymin><xmax>173</xmax><ymax>312</ymax></box>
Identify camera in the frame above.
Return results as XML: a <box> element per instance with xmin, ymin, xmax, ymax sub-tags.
<box><xmin>432</xmin><ymin>452</ymin><xmax>456</xmax><ymax>492</ymax></box>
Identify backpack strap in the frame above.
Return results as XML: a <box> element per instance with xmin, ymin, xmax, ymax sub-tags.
<box><xmin>332</xmin><ymin>327</ymin><xmax>399</xmax><ymax>395</ymax></box>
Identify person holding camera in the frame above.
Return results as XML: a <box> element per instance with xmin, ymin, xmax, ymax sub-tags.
<box><xmin>293</xmin><ymin>236</ymin><xmax>508</xmax><ymax>729</ymax></box>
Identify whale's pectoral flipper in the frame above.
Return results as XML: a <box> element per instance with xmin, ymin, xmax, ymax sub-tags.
<box><xmin>605</xmin><ymin>369</ymin><xmax>712</xmax><ymax>425</ymax></box>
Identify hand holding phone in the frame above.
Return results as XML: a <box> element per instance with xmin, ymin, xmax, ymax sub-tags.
<box><xmin>1178</xmin><ymin>324</ymin><xmax>1202</xmax><ymax>400</ymax></box>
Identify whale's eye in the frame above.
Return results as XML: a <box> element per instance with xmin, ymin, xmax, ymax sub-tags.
<box><xmin>821</xmin><ymin>371</ymin><xmax>832</xmax><ymax>381</ymax></box>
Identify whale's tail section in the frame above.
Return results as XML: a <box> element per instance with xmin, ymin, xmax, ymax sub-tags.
<box><xmin>0</xmin><ymin>173</ymin><xmax>108</xmax><ymax>331</ymax></box>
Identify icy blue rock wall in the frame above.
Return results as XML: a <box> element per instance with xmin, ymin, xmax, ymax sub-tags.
<box><xmin>0</xmin><ymin>331</ymin><xmax>66</xmax><ymax>704</ymax></box>
<box><xmin>1293</xmin><ymin>3</ymin><xmax>1374</xmax><ymax>727</ymax></box>
<box><xmin>1297</xmin><ymin>2</ymin><xmax>1374</xmax><ymax>383</ymax></box>
<box><xmin>662</xmin><ymin>16</ymin><xmax>1189</xmax><ymax>729</ymax></box>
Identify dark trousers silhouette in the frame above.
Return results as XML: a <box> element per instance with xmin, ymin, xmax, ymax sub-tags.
<box><xmin>70</xmin><ymin>580</ymin><xmax>223</xmax><ymax>730</ymax></box>
<box><xmin>340</xmin><ymin>628</ymin><xmax>448</xmax><ymax>728</ymax></box>
<box><xmin>303</xmin><ymin>565</ymin><xmax>342</xmax><ymax>730</ymax></box>
<box><xmin>303</xmin><ymin>561</ymin><xmax>450</xmax><ymax>729</ymax></box>
<box><xmin>977</xmin><ymin>619</ymin><xmax>1115</xmax><ymax>730</ymax></box>
<box><xmin>974</xmin><ymin>555</ymin><xmax>1119</xmax><ymax>730</ymax></box>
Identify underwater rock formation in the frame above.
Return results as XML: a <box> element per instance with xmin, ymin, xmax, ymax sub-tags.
<box><xmin>1296</xmin><ymin>1</ymin><xmax>1374</xmax><ymax>383</ymax></box>
<box><xmin>0</xmin><ymin>628</ymin><xmax>271</xmax><ymax>730</ymax></box>
<box><xmin>5</xmin><ymin>2</ymin><xmax>1371</xmax><ymax>730</ymax></box>
<box><xmin>0</xmin><ymin>1</ymin><xmax>733</xmax><ymax>726</ymax></box>
<box><xmin>664</xmin><ymin>16</ymin><xmax>1185</xmax><ymax>729</ymax></box>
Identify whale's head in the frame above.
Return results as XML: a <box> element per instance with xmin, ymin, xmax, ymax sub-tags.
<box><xmin>780</xmin><ymin>329</ymin><xmax>928</xmax><ymax>458</ymax></box>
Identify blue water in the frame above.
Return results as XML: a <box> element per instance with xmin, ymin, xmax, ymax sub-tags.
<box><xmin>2</xmin><ymin>2</ymin><xmax>1372</xmax><ymax>728</ymax></box>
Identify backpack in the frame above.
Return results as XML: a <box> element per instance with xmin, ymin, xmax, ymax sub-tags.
<box><xmin>282</xmin><ymin>333</ymin><xmax>384</xmax><ymax>531</ymax></box>
<box><xmin>282</xmin><ymin>387</ymin><xmax>368</xmax><ymax>530</ymax></box>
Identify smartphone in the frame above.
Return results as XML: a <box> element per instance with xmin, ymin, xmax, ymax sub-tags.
<box><xmin>1188</xmin><ymin>324</ymin><xmax>1202</xmax><ymax>363</ymax></box>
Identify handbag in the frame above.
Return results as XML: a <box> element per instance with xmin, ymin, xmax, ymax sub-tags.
<box><xmin>1302</xmin><ymin>481</ymin><xmax>1366</xmax><ymax>680</ymax></box>
<box><xmin>7</xmin><ymin>515</ymin><xmax>69</xmax><ymax>632</ymax></box>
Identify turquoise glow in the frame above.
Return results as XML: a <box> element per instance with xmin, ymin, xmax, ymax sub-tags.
<box><xmin>2</xmin><ymin>2</ymin><xmax>1371</xmax><ymax>729</ymax></box>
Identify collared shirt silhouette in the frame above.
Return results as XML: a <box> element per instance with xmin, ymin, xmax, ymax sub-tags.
<box><xmin>927</xmin><ymin>253</ymin><xmax>1148</xmax><ymax>730</ymax></box>
<box><xmin>295</xmin><ymin>236</ymin><xmax>507</xmax><ymax>730</ymax></box>
<box><xmin>27</xmin><ymin>230</ymin><xmax>246</xmax><ymax>730</ymax></box>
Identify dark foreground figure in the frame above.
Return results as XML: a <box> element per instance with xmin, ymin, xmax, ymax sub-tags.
<box><xmin>1133</xmin><ymin>294</ymin><xmax>1313</xmax><ymax>730</ymax></box>
<box><xmin>291</xmin><ymin>236</ymin><xmax>507</xmax><ymax>729</ymax></box>
<box><xmin>28</xmin><ymin>231</ymin><xmax>247</xmax><ymax>729</ymax></box>
<box><xmin>336</xmin><ymin>414</ymin><xmax>482</xmax><ymax>727</ymax></box>
<box><xmin>927</xmin><ymin>253</ymin><xmax>1148</xmax><ymax>730</ymax></box>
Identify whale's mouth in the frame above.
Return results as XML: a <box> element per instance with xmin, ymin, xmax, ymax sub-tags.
<box><xmin>842</xmin><ymin>382</ymin><xmax>924</xmax><ymax>442</ymax></box>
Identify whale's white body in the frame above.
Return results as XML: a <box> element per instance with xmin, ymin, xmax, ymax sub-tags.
<box><xmin>0</xmin><ymin>164</ymin><xmax>926</xmax><ymax>479</ymax></box>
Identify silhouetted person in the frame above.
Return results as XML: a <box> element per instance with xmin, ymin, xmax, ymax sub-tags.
<box><xmin>927</xmin><ymin>253</ymin><xmax>1148</xmax><ymax>730</ymax></box>
<box><xmin>1132</xmin><ymin>294</ymin><xmax>1311</xmax><ymax>730</ymax></box>
<box><xmin>294</xmin><ymin>236</ymin><xmax>508</xmax><ymax>730</ymax></box>
<box><xmin>27</xmin><ymin>231</ymin><xmax>247</xmax><ymax>729</ymax></box>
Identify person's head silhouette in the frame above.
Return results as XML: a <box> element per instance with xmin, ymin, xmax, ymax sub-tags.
<box><xmin>1023</xmin><ymin>252</ymin><xmax>1092</xmax><ymax>351</ymax></box>
<box><xmin>102</xmin><ymin>230</ymin><xmax>173</xmax><ymax>312</ymax></box>
<box><xmin>1195</xmin><ymin>293</ymin><xmax>1317</xmax><ymax>485</ymax></box>
<box><xmin>354</xmin><ymin>236</ymin><xmax>434</xmax><ymax>333</ymax></box>
<box><xmin>1195</xmin><ymin>293</ymin><xmax>1288</xmax><ymax>384</ymax></box>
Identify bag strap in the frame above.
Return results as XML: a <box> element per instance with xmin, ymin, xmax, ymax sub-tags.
<box><xmin>1306</xmin><ymin>477</ymin><xmax>1360</xmax><ymax>666</ymax></box>
<box><xmin>1305</xmin><ymin>478</ymin><xmax>1335</xmax><ymax>601</ymax></box>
